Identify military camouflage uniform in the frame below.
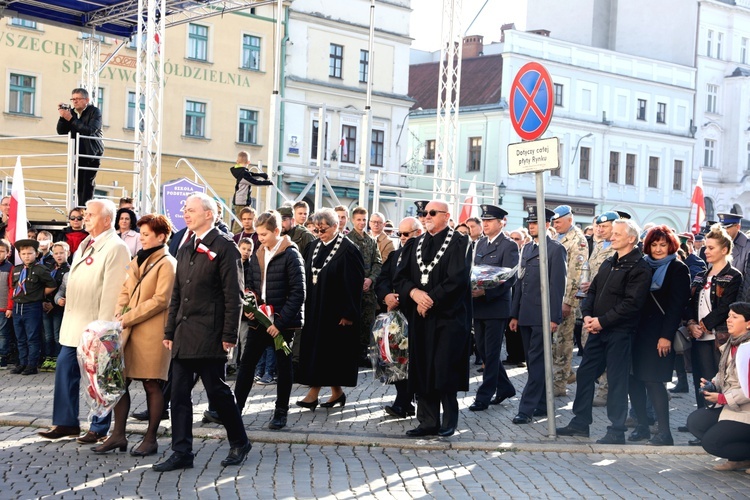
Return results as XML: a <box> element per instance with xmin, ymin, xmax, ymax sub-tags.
<box><xmin>552</xmin><ymin>225</ymin><xmax>589</xmax><ymax>394</ymax></box>
<box><xmin>285</xmin><ymin>224</ymin><xmax>316</xmax><ymax>255</ymax></box>
<box><xmin>582</xmin><ymin>237</ymin><xmax>617</xmax><ymax>400</ymax></box>
<box><xmin>346</xmin><ymin>230</ymin><xmax>382</xmax><ymax>357</ymax></box>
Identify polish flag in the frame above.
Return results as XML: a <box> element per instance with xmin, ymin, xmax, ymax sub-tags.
<box><xmin>691</xmin><ymin>170</ymin><xmax>705</xmax><ymax>234</ymax></box>
<box><xmin>7</xmin><ymin>156</ymin><xmax>28</xmax><ymax>247</ymax></box>
<box><xmin>339</xmin><ymin>136</ymin><xmax>348</xmax><ymax>157</ymax></box>
<box><xmin>458</xmin><ymin>177</ymin><xmax>479</xmax><ymax>224</ymax></box>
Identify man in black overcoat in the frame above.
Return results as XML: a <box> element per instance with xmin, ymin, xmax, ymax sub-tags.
<box><xmin>395</xmin><ymin>200</ymin><xmax>472</xmax><ymax>438</ymax></box>
<box><xmin>154</xmin><ymin>192</ymin><xmax>251</xmax><ymax>472</ymax></box>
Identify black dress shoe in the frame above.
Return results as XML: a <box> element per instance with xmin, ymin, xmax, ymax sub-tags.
<box><xmin>677</xmin><ymin>426</ymin><xmax>690</xmax><ymax>433</ymax></box>
<box><xmin>202</xmin><ymin>410</ymin><xmax>223</xmax><ymax>425</ymax></box>
<box><xmin>405</xmin><ymin>427</ymin><xmax>438</xmax><ymax>437</ymax></box>
<box><xmin>489</xmin><ymin>392</ymin><xmax>515</xmax><ymax>405</ymax></box>
<box><xmin>38</xmin><ymin>425</ymin><xmax>81</xmax><ymax>440</ymax></box>
<box><xmin>512</xmin><ymin>413</ymin><xmax>532</xmax><ymax>424</ymax></box>
<box><xmin>532</xmin><ymin>408</ymin><xmax>547</xmax><ymax>417</ymax></box>
<box><xmin>221</xmin><ymin>441</ymin><xmax>252</xmax><ymax>466</ymax></box>
<box><xmin>469</xmin><ymin>401</ymin><xmax>489</xmax><ymax>412</ymax></box>
<box><xmin>132</xmin><ymin>409</ymin><xmax>169</xmax><ymax>421</ymax></box>
<box><xmin>647</xmin><ymin>433</ymin><xmax>674</xmax><ymax>446</ymax></box>
<box><xmin>268</xmin><ymin>409</ymin><xmax>288</xmax><ymax>430</ymax></box>
<box><xmin>295</xmin><ymin>399</ymin><xmax>318</xmax><ymax>412</ymax></box>
<box><xmin>384</xmin><ymin>405</ymin><xmax>408</xmax><ymax>418</ymax></box>
<box><xmin>153</xmin><ymin>452</ymin><xmax>194</xmax><ymax>472</ymax></box>
<box><xmin>556</xmin><ymin>423</ymin><xmax>590</xmax><ymax>437</ymax></box>
<box><xmin>688</xmin><ymin>438</ymin><xmax>702</xmax><ymax>446</ymax></box>
<box><xmin>596</xmin><ymin>432</ymin><xmax>625</xmax><ymax>445</ymax></box>
<box><xmin>438</xmin><ymin>427</ymin><xmax>456</xmax><ymax>437</ymax></box>
<box><xmin>628</xmin><ymin>425</ymin><xmax>651</xmax><ymax>442</ymax></box>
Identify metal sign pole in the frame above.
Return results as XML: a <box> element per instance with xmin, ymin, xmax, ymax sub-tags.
<box><xmin>534</xmin><ymin>172</ymin><xmax>556</xmax><ymax>438</ymax></box>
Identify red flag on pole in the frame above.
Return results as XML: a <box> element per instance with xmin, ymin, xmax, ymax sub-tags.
<box><xmin>690</xmin><ymin>170</ymin><xmax>705</xmax><ymax>234</ymax></box>
<box><xmin>7</xmin><ymin>156</ymin><xmax>28</xmax><ymax>247</ymax></box>
<box><xmin>458</xmin><ymin>177</ymin><xmax>479</xmax><ymax>224</ymax></box>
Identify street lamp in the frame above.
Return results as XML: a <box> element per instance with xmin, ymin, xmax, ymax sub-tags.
<box><xmin>395</xmin><ymin>107</ymin><xmax>423</xmax><ymax>148</ymax></box>
<box><xmin>570</xmin><ymin>132</ymin><xmax>593</xmax><ymax>165</ymax></box>
<box><xmin>497</xmin><ymin>180</ymin><xmax>507</xmax><ymax>205</ymax></box>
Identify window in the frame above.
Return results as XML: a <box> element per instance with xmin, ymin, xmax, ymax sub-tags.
<box><xmin>707</xmin><ymin>29</ymin><xmax>713</xmax><ymax>57</ymax></box>
<box><xmin>579</xmin><ymin>146</ymin><xmax>590</xmax><ymax>180</ymax></box>
<box><xmin>359</xmin><ymin>50</ymin><xmax>369</xmax><ymax>83</ymax></box>
<box><xmin>96</xmin><ymin>87</ymin><xmax>104</xmax><ymax>118</ymax></box>
<box><xmin>717</xmin><ymin>32</ymin><xmax>723</xmax><ymax>59</ymax></box>
<box><xmin>310</xmin><ymin>120</ymin><xmax>328</xmax><ymax>160</ymax></box>
<box><xmin>238</xmin><ymin>109</ymin><xmax>258</xmax><ymax>144</ymax></box>
<box><xmin>341</xmin><ymin>125</ymin><xmax>357</xmax><ymax>163</ymax></box>
<box><xmin>656</xmin><ymin>102</ymin><xmax>666</xmax><ymax>124</ymax></box>
<box><xmin>706</xmin><ymin>84</ymin><xmax>718</xmax><ymax>113</ymax></box>
<box><xmin>9</xmin><ymin>73</ymin><xmax>36</xmax><ymax>115</ymax></box>
<box><xmin>704</xmin><ymin>139</ymin><xmax>715</xmax><ymax>167</ymax></box>
<box><xmin>424</xmin><ymin>139</ymin><xmax>435</xmax><ymax>174</ymax></box>
<box><xmin>742</xmin><ymin>38</ymin><xmax>748</xmax><ymax>65</ymax></box>
<box><xmin>637</xmin><ymin>99</ymin><xmax>647</xmax><ymax>121</ymax></box>
<box><xmin>188</xmin><ymin>24</ymin><xmax>208</xmax><ymax>61</ymax></box>
<box><xmin>81</xmin><ymin>32</ymin><xmax>105</xmax><ymax>42</ymax></box>
<box><xmin>705</xmin><ymin>197</ymin><xmax>715</xmax><ymax>221</ymax></box>
<box><xmin>241</xmin><ymin>35</ymin><xmax>261</xmax><ymax>71</ymax></box>
<box><xmin>126</xmin><ymin>91</ymin><xmax>145</xmax><ymax>130</ymax></box>
<box><xmin>609</xmin><ymin>151</ymin><xmax>620</xmax><ymax>184</ymax></box>
<box><xmin>550</xmin><ymin>142</ymin><xmax>562</xmax><ymax>177</ymax></box>
<box><xmin>467</xmin><ymin>137</ymin><xmax>482</xmax><ymax>171</ymax></box>
<box><xmin>329</xmin><ymin>44</ymin><xmax>343</xmax><ymax>78</ymax></box>
<box><xmin>185</xmin><ymin>100</ymin><xmax>206</xmax><ymax>137</ymax></box>
<box><xmin>371</xmin><ymin>130</ymin><xmax>385</xmax><ymax>167</ymax></box>
<box><xmin>648</xmin><ymin>156</ymin><xmax>659</xmax><ymax>188</ymax></box>
<box><xmin>625</xmin><ymin>153</ymin><xmax>636</xmax><ymax>185</ymax></box>
<box><xmin>673</xmin><ymin>160</ymin><xmax>683</xmax><ymax>191</ymax></box>
<box><xmin>11</xmin><ymin>18</ymin><xmax>36</xmax><ymax>29</ymax></box>
<box><xmin>554</xmin><ymin>83</ymin><xmax>563</xmax><ymax>106</ymax></box>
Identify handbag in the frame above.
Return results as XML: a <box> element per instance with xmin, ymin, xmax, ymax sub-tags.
<box><xmin>673</xmin><ymin>326</ymin><xmax>691</xmax><ymax>354</ymax></box>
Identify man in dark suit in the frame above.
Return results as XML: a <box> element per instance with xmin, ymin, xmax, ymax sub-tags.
<box><xmin>509</xmin><ymin>206</ymin><xmax>567</xmax><ymax>424</ymax></box>
<box><xmin>468</xmin><ymin>205</ymin><xmax>519</xmax><ymax>412</ymax></box>
<box><xmin>57</xmin><ymin>88</ymin><xmax>104</xmax><ymax>206</ymax></box>
<box><xmin>153</xmin><ymin>192</ymin><xmax>251</xmax><ymax>472</ymax></box>
<box><xmin>395</xmin><ymin>200</ymin><xmax>472</xmax><ymax>438</ymax></box>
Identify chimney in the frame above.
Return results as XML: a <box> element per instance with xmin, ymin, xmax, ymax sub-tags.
<box><xmin>462</xmin><ymin>35</ymin><xmax>484</xmax><ymax>59</ymax></box>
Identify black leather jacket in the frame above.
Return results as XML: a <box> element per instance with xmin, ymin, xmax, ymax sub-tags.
<box><xmin>56</xmin><ymin>104</ymin><xmax>104</xmax><ymax>166</ymax></box>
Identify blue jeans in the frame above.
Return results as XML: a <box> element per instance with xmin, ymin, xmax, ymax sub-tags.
<box><xmin>53</xmin><ymin>346</ymin><xmax>111</xmax><ymax>432</ymax></box>
<box><xmin>254</xmin><ymin>346</ymin><xmax>277</xmax><ymax>377</ymax></box>
<box><xmin>0</xmin><ymin>313</ymin><xmax>13</xmax><ymax>357</ymax></box>
<box><xmin>42</xmin><ymin>307</ymin><xmax>63</xmax><ymax>358</ymax></box>
<box><xmin>13</xmin><ymin>302</ymin><xmax>43</xmax><ymax>367</ymax></box>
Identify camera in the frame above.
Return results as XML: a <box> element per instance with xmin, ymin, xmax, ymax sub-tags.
<box><xmin>58</xmin><ymin>103</ymin><xmax>72</xmax><ymax>111</ymax></box>
<box><xmin>701</xmin><ymin>380</ymin><xmax>718</xmax><ymax>393</ymax></box>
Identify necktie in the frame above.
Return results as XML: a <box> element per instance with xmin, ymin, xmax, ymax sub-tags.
<box><xmin>194</xmin><ymin>237</ymin><xmax>202</xmax><ymax>251</ymax></box>
<box><xmin>181</xmin><ymin>230</ymin><xmax>194</xmax><ymax>249</ymax></box>
<box><xmin>86</xmin><ymin>239</ymin><xmax>95</xmax><ymax>251</ymax></box>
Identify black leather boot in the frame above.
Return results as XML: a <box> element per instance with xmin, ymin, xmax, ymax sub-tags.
<box><xmin>269</xmin><ymin>408</ymin><xmax>288</xmax><ymax>430</ymax></box>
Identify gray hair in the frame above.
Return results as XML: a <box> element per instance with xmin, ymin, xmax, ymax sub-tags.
<box><xmin>186</xmin><ymin>192</ymin><xmax>217</xmax><ymax>218</ymax></box>
<box><xmin>613</xmin><ymin>219</ymin><xmax>642</xmax><ymax>243</ymax></box>
<box><xmin>311</xmin><ymin>207</ymin><xmax>338</xmax><ymax>229</ymax></box>
<box><xmin>87</xmin><ymin>198</ymin><xmax>117</xmax><ymax>227</ymax></box>
<box><xmin>370</xmin><ymin>211</ymin><xmax>385</xmax><ymax>222</ymax></box>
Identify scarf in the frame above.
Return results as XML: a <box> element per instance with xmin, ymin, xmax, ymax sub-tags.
<box><xmin>136</xmin><ymin>244</ymin><xmax>164</xmax><ymax>267</ymax></box>
<box><xmin>644</xmin><ymin>253</ymin><xmax>676</xmax><ymax>291</ymax></box>
<box><xmin>716</xmin><ymin>330</ymin><xmax>750</xmax><ymax>391</ymax></box>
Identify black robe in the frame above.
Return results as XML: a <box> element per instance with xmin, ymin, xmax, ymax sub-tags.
<box><xmin>394</xmin><ymin>226</ymin><xmax>472</xmax><ymax>394</ymax></box>
<box><xmin>295</xmin><ymin>235</ymin><xmax>364</xmax><ymax>387</ymax></box>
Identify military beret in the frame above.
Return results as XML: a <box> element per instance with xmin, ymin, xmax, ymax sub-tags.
<box><xmin>595</xmin><ymin>211</ymin><xmax>619</xmax><ymax>224</ymax></box>
<box><xmin>551</xmin><ymin>205</ymin><xmax>572</xmax><ymax>220</ymax></box>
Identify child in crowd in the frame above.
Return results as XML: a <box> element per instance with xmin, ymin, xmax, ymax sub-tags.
<box><xmin>36</xmin><ymin>231</ymin><xmax>55</xmax><ymax>267</ymax></box>
<box><xmin>8</xmin><ymin>239</ymin><xmax>57</xmax><ymax>375</ymax></box>
<box><xmin>55</xmin><ymin>207</ymin><xmax>88</xmax><ymax>259</ymax></box>
<box><xmin>41</xmin><ymin>241</ymin><xmax>70</xmax><ymax>371</ymax></box>
<box><xmin>0</xmin><ymin>239</ymin><xmax>13</xmax><ymax>368</ymax></box>
<box><xmin>228</xmin><ymin>238</ymin><xmax>254</xmax><ymax>374</ymax></box>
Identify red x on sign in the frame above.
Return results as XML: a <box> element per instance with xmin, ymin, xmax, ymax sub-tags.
<box><xmin>509</xmin><ymin>62</ymin><xmax>554</xmax><ymax>141</ymax></box>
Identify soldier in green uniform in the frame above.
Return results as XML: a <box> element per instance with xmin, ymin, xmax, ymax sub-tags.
<box><xmin>551</xmin><ymin>205</ymin><xmax>589</xmax><ymax>397</ymax></box>
<box><xmin>346</xmin><ymin>207</ymin><xmax>382</xmax><ymax>366</ymax></box>
<box><xmin>278</xmin><ymin>206</ymin><xmax>315</xmax><ymax>255</ymax></box>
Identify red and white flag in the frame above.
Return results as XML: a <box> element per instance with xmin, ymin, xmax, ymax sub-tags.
<box><xmin>7</xmin><ymin>156</ymin><xmax>28</xmax><ymax>247</ymax></box>
<box><xmin>691</xmin><ymin>170</ymin><xmax>705</xmax><ymax>234</ymax></box>
<box><xmin>339</xmin><ymin>136</ymin><xmax>348</xmax><ymax>157</ymax></box>
<box><xmin>458</xmin><ymin>177</ymin><xmax>479</xmax><ymax>224</ymax></box>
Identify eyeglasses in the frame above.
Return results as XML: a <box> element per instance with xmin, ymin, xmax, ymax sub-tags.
<box><xmin>70</xmin><ymin>97</ymin><xmax>86</xmax><ymax>101</ymax></box>
<box><xmin>425</xmin><ymin>210</ymin><xmax>447</xmax><ymax>217</ymax></box>
<box><xmin>396</xmin><ymin>230</ymin><xmax>414</xmax><ymax>237</ymax></box>
<box><xmin>69</xmin><ymin>216</ymin><xmax>84</xmax><ymax>221</ymax></box>
<box><xmin>512</xmin><ymin>237</ymin><xmax>523</xmax><ymax>242</ymax></box>
<box><xmin>316</xmin><ymin>225</ymin><xmax>332</xmax><ymax>233</ymax></box>
<box><xmin>370</xmin><ymin>220</ymin><xmax>383</xmax><ymax>225</ymax></box>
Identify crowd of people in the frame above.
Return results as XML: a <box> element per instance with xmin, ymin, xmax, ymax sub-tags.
<box><xmin>0</xmin><ymin>187</ymin><xmax>747</xmax><ymax>473</ymax></box>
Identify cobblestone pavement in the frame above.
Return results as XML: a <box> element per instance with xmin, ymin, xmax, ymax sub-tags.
<box><xmin>1</xmin><ymin>355</ymin><xmax>750</xmax><ymax>498</ymax></box>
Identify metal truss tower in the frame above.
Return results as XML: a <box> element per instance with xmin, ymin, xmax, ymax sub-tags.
<box><xmin>434</xmin><ymin>0</ymin><xmax>462</xmax><ymax>203</ymax></box>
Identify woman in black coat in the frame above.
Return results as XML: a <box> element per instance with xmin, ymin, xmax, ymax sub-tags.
<box><xmin>628</xmin><ymin>226</ymin><xmax>691</xmax><ymax>446</ymax></box>
<box><xmin>295</xmin><ymin>208</ymin><xmax>364</xmax><ymax>410</ymax></box>
<box><xmin>233</xmin><ymin>211</ymin><xmax>305</xmax><ymax>430</ymax></box>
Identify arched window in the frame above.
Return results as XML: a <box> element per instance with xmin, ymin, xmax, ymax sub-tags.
<box><xmin>705</xmin><ymin>197</ymin><xmax>715</xmax><ymax>221</ymax></box>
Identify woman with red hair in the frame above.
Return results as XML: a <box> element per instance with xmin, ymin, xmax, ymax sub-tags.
<box><xmin>628</xmin><ymin>225</ymin><xmax>691</xmax><ymax>445</ymax></box>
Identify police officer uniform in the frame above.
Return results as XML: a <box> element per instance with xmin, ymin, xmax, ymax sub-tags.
<box><xmin>509</xmin><ymin>207</ymin><xmax>567</xmax><ymax>423</ymax></box>
<box><xmin>468</xmin><ymin>205</ymin><xmax>519</xmax><ymax>411</ymax></box>
<box><xmin>550</xmin><ymin>205</ymin><xmax>589</xmax><ymax>395</ymax></box>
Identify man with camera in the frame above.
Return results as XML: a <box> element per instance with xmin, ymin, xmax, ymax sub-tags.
<box><xmin>57</xmin><ymin>88</ymin><xmax>104</xmax><ymax>206</ymax></box>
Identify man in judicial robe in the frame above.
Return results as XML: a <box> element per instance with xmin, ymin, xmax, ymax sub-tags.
<box><xmin>395</xmin><ymin>200</ymin><xmax>472</xmax><ymax>438</ymax></box>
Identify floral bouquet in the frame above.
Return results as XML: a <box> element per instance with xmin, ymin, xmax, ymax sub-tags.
<box><xmin>369</xmin><ymin>310</ymin><xmax>409</xmax><ymax>384</ymax></box>
<box><xmin>242</xmin><ymin>290</ymin><xmax>292</xmax><ymax>355</ymax></box>
<box><xmin>76</xmin><ymin>321</ymin><xmax>126</xmax><ymax>420</ymax></box>
<box><xmin>471</xmin><ymin>264</ymin><xmax>518</xmax><ymax>291</ymax></box>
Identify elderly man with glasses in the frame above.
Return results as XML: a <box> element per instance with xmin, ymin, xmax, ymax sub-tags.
<box><xmin>57</xmin><ymin>88</ymin><xmax>104</xmax><ymax>206</ymax></box>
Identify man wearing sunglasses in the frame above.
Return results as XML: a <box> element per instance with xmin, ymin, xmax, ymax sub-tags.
<box><xmin>395</xmin><ymin>200</ymin><xmax>472</xmax><ymax>438</ymax></box>
<box><xmin>54</xmin><ymin>207</ymin><xmax>89</xmax><ymax>258</ymax></box>
<box><xmin>57</xmin><ymin>88</ymin><xmax>104</xmax><ymax>206</ymax></box>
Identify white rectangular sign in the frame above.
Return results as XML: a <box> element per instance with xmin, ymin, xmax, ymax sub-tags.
<box><xmin>507</xmin><ymin>137</ymin><xmax>560</xmax><ymax>175</ymax></box>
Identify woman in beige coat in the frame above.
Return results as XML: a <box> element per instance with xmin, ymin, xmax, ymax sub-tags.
<box><xmin>92</xmin><ymin>214</ymin><xmax>176</xmax><ymax>456</ymax></box>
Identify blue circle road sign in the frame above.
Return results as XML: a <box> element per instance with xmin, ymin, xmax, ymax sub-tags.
<box><xmin>509</xmin><ymin>62</ymin><xmax>554</xmax><ymax>141</ymax></box>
